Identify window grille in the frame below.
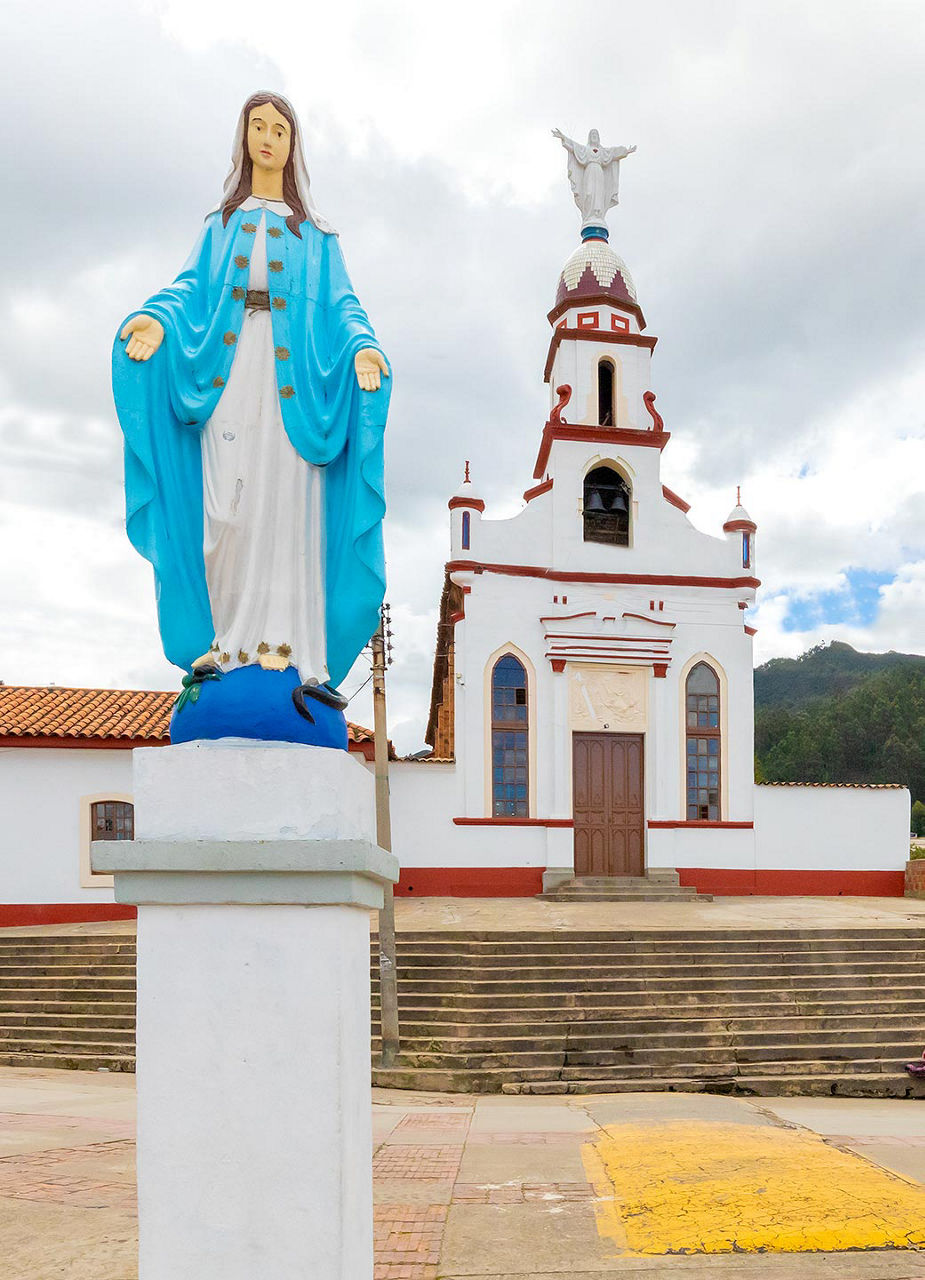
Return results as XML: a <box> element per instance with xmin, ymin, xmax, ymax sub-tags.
<box><xmin>491</xmin><ymin>655</ymin><xmax>528</xmax><ymax>817</ymax></box>
<box><xmin>685</xmin><ymin>663</ymin><xmax>721</xmax><ymax>821</ymax></box>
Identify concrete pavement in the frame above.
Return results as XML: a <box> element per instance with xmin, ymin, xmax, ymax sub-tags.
<box><xmin>4</xmin><ymin>894</ymin><xmax>925</xmax><ymax>939</ymax></box>
<box><xmin>2</xmin><ymin>1067</ymin><xmax>925</xmax><ymax>1277</ymax></box>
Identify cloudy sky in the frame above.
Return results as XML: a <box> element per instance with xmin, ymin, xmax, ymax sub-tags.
<box><xmin>2</xmin><ymin>0</ymin><xmax>923</xmax><ymax>752</ymax></box>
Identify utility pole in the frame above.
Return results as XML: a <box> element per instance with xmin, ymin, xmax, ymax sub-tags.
<box><xmin>371</xmin><ymin>605</ymin><xmax>400</xmax><ymax>1067</ymax></box>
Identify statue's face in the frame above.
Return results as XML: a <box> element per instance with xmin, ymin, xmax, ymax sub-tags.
<box><xmin>247</xmin><ymin>102</ymin><xmax>292</xmax><ymax>175</ymax></box>
<box><xmin>589</xmin><ymin>129</ymin><xmax>600</xmax><ymax>147</ymax></box>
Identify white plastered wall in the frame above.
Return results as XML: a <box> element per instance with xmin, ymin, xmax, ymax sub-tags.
<box><xmin>0</xmin><ymin>748</ymin><xmax>131</xmax><ymax>904</ymax></box>
<box><xmin>754</xmin><ymin>786</ymin><xmax>910</xmax><ymax>871</ymax></box>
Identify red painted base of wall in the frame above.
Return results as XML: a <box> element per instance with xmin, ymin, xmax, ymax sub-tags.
<box><xmin>677</xmin><ymin>868</ymin><xmax>906</xmax><ymax>897</ymax></box>
<box><xmin>395</xmin><ymin>867</ymin><xmax>544</xmax><ymax>897</ymax></box>
<box><xmin>0</xmin><ymin>904</ymin><xmax>137</xmax><ymax>928</ymax></box>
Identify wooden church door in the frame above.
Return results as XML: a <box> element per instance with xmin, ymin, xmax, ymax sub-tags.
<box><xmin>572</xmin><ymin>733</ymin><xmax>645</xmax><ymax>876</ymax></box>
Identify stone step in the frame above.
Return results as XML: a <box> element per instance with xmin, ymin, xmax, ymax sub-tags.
<box><xmin>370</xmin><ymin>974</ymin><xmax>925</xmax><ymax>1000</ymax></box>
<box><xmin>370</xmin><ymin>1022</ymin><xmax>925</xmax><ymax>1055</ymax></box>
<box><xmin>0</xmin><ymin>983</ymin><xmax>137</xmax><ymax>993</ymax></box>
<box><xmin>0</xmin><ymin>1023</ymin><xmax>135</xmax><ymax>1044</ymax></box>
<box><xmin>543</xmin><ymin>884</ymin><xmax>699</xmax><ymax>896</ymax></box>
<box><xmin>370</xmin><ymin>1041</ymin><xmax>925</xmax><ymax>1074</ymax></box>
<box><xmin>375</xmin><ymin>942</ymin><xmax>925</xmax><ymax>962</ymax></box>
<box><xmin>0</xmin><ymin>962</ymin><xmax>137</xmax><ymax>972</ymax></box>
<box><xmin>371</xmin><ymin>1012</ymin><xmax>925</xmax><ymax>1044</ymax></box>
<box><xmin>0</xmin><ymin>946</ymin><xmax>136</xmax><ymax>960</ymax></box>
<box><xmin>372</xmin><ymin>995</ymin><xmax>925</xmax><ymax>1021</ymax></box>
<box><xmin>0</xmin><ymin>1034</ymin><xmax>140</xmax><ymax>1056</ymax></box>
<box><xmin>504</xmin><ymin>1073</ymin><xmax>925</xmax><ymax>1099</ymax></box>
<box><xmin>371</xmin><ymin>1062</ymin><xmax>925</xmax><ymax>1099</ymax></box>
<box><xmin>0</xmin><ymin>1013</ymin><xmax>135</xmax><ymax>1031</ymax></box>
<box><xmin>371</xmin><ymin>928</ymin><xmax>925</xmax><ymax>944</ymax></box>
<box><xmin>0</xmin><ymin>999</ymin><xmax>136</xmax><ymax>1016</ymax></box>
<box><xmin>0</xmin><ymin>1050</ymin><xmax>135</xmax><ymax>1073</ymax></box>
<box><xmin>370</xmin><ymin>959</ymin><xmax>925</xmax><ymax>981</ymax></box>
<box><xmin>541</xmin><ymin>892</ymin><xmax>709</xmax><ymax>902</ymax></box>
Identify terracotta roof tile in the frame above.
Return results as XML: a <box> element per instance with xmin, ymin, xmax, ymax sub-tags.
<box><xmin>757</xmin><ymin>781</ymin><xmax>906</xmax><ymax>790</ymax></box>
<box><xmin>0</xmin><ymin>686</ymin><xmax>373</xmax><ymax>747</ymax></box>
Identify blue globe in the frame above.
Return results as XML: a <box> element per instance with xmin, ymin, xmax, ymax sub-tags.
<box><xmin>169</xmin><ymin>665</ymin><xmax>349</xmax><ymax>750</ymax></box>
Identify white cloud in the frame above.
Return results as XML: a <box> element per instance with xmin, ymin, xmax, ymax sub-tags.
<box><xmin>1</xmin><ymin>0</ymin><xmax>924</xmax><ymax>752</ymax></box>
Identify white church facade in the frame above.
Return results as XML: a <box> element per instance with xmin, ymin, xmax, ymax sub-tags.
<box><xmin>384</xmin><ymin>188</ymin><xmax>910</xmax><ymax>899</ymax></box>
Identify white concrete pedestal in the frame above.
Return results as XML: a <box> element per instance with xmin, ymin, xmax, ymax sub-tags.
<box><xmin>93</xmin><ymin>741</ymin><xmax>398</xmax><ymax>1280</ymax></box>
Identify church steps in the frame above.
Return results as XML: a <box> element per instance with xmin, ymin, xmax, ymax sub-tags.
<box><xmin>368</xmin><ymin>926</ymin><xmax>925</xmax><ymax>1096</ymax></box>
<box><xmin>0</xmin><ymin>930</ymin><xmax>922</xmax><ymax>1095</ymax></box>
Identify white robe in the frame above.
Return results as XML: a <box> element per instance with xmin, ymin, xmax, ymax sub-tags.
<box><xmin>201</xmin><ymin>197</ymin><xmax>327</xmax><ymax>683</ymax></box>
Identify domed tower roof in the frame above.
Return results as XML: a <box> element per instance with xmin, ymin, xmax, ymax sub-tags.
<box><xmin>551</xmin><ymin>239</ymin><xmax>646</xmax><ymax>330</ymax></box>
<box><xmin>723</xmin><ymin>488</ymin><xmax>757</xmax><ymax>532</ymax></box>
<box><xmin>448</xmin><ymin>462</ymin><xmax>485</xmax><ymax>512</ymax></box>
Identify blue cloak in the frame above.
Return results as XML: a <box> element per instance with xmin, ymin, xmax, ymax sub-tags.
<box><xmin>112</xmin><ymin>206</ymin><xmax>390</xmax><ymax>688</ymax></box>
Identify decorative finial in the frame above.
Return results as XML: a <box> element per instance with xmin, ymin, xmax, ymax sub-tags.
<box><xmin>552</xmin><ymin>127</ymin><xmax>637</xmax><ymax>241</ymax></box>
<box><xmin>464</xmin><ymin>460</ymin><xmax>471</xmax><ymax>485</ymax></box>
<box><xmin>736</xmin><ymin>485</ymin><xmax>741</xmax><ymax>507</ymax></box>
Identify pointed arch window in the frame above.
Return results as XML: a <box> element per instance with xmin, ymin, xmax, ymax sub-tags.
<box><xmin>686</xmin><ymin>663</ymin><xmax>721</xmax><ymax>821</ymax></box>
<box><xmin>491</xmin><ymin>654</ymin><xmax>528</xmax><ymax>816</ymax></box>
<box><xmin>598</xmin><ymin>359</ymin><xmax>615</xmax><ymax>426</ymax></box>
<box><xmin>583</xmin><ymin>466</ymin><xmax>630</xmax><ymax>546</ymax></box>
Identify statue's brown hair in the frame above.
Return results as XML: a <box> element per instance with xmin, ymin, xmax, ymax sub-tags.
<box><xmin>222</xmin><ymin>93</ymin><xmax>307</xmax><ymax>238</ymax></box>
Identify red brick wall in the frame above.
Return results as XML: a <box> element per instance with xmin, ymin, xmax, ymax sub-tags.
<box><xmin>906</xmin><ymin>859</ymin><xmax>925</xmax><ymax>898</ymax></box>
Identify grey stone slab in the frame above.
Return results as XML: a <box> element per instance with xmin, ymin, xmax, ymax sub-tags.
<box><xmin>470</xmin><ymin>1104</ymin><xmax>593</xmax><ymax>1134</ymax></box>
<box><xmin>457</xmin><ymin>1140</ymin><xmax>588</xmax><ymax>1184</ymax></box>
<box><xmin>758</xmin><ymin>1097</ymin><xmax>925</xmax><ymax>1138</ymax></box>
<box><xmin>441</xmin><ymin>1202</ymin><xmax>614</xmax><ymax>1275</ymax></box>
<box><xmin>842</xmin><ymin>1141</ymin><xmax>925</xmax><ymax>1185</ymax></box>
<box><xmin>580</xmin><ymin>1092</ymin><xmax>776</xmax><ymax>1128</ymax></box>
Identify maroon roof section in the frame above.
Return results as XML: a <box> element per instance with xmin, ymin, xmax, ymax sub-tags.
<box><xmin>555</xmin><ymin>261</ymin><xmax>637</xmax><ymax>311</ymax></box>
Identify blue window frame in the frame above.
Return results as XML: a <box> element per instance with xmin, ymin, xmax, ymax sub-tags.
<box><xmin>491</xmin><ymin>654</ymin><xmax>528</xmax><ymax>817</ymax></box>
<box><xmin>462</xmin><ymin>510</ymin><xmax>471</xmax><ymax>550</ymax></box>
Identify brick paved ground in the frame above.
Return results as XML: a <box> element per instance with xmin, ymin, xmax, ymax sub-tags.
<box><xmin>3</xmin><ymin>1070</ymin><xmax>925</xmax><ymax>1278</ymax></box>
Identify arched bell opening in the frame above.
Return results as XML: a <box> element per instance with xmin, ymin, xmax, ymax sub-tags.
<box><xmin>583</xmin><ymin>465</ymin><xmax>630</xmax><ymax>546</ymax></box>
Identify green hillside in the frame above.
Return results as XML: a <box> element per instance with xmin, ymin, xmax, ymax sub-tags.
<box><xmin>754</xmin><ymin>640</ymin><xmax>925</xmax><ymax>709</ymax></box>
<box><xmin>753</xmin><ymin>643</ymin><xmax>925</xmax><ymax>802</ymax></box>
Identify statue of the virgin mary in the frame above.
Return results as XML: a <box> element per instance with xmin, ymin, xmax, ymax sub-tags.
<box><xmin>112</xmin><ymin>92</ymin><xmax>391</xmax><ymax>745</ymax></box>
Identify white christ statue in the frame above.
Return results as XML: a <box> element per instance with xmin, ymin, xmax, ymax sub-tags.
<box><xmin>553</xmin><ymin>128</ymin><xmax>637</xmax><ymax>230</ymax></box>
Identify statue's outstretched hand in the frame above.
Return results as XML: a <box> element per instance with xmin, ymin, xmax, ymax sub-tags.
<box><xmin>355</xmin><ymin>348</ymin><xmax>390</xmax><ymax>392</ymax></box>
<box><xmin>120</xmin><ymin>314</ymin><xmax>165</xmax><ymax>362</ymax></box>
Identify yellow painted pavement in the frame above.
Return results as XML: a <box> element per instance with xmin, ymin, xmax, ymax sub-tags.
<box><xmin>583</xmin><ymin>1120</ymin><xmax>925</xmax><ymax>1256</ymax></box>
